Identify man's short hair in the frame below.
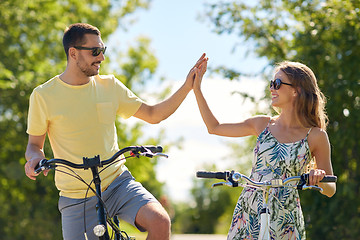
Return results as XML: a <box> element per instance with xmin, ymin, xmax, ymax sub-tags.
<box><xmin>63</xmin><ymin>23</ymin><xmax>101</xmax><ymax>58</ymax></box>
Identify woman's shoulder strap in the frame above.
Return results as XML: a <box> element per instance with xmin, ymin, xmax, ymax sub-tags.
<box><xmin>305</xmin><ymin>127</ymin><xmax>313</xmax><ymax>138</ymax></box>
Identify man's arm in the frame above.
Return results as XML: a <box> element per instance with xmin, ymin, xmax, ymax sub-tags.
<box><xmin>133</xmin><ymin>53</ymin><xmax>208</xmax><ymax>124</ymax></box>
<box><xmin>25</xmin><ymin>134</ymin><xmax>47</xmax><ymax>180</ymax></box>
<box><xmin>133</xmin><ymin>86</ymin><xmax>191</xmax><ymax>124</ymax></box>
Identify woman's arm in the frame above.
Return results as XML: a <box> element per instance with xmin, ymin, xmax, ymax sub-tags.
<box><xmin>192</xmin><ymin>61</ymin><xmax>267</xmax><ymax>137</ymax></box>
<box><xmin>308</xmin><ymin>128</ymin><xmax>336</xmax><ymax>197</ymax></box>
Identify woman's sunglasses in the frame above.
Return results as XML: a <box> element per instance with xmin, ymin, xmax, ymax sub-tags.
<box><xmin>270</xmin><ymin>78</ymin><xmax>293</xmax><ymax>90</ymax></box>
<box><xmin>74</xmin><ymin>46</ymin><xmax>107</xmax><ymax>56</ymax></box>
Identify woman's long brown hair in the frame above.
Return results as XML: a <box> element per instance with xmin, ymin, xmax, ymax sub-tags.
<box><xmin>275</xmin><ymin>61</ymin><xmax>328</xmax><ymax>130</ymax></box>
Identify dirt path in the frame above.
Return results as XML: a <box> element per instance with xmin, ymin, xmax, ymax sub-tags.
<box><xmin>171</xmin><ymin>234</ymin><xmax>226</xmax><ymax>240</ymax></box>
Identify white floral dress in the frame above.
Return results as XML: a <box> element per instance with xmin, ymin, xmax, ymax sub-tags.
<box><xmin>227</xmin><ymin>123</ymin><xmax>312</xmax><ymax>240</ymax></box>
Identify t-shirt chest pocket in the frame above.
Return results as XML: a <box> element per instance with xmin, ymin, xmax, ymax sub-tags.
<box><xmin>96</xmin><ymin>102</ymin><xmax>115</xmax><ymax>124</ymax></box>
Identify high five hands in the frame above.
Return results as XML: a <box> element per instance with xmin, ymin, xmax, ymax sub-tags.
<box><xmin>185</xmin><ymin>53</ymin><xmax>208</xmax><ymax>91</ymax></box>
<box><xmin>194</xmin><ymin>54</ymin><xmax>208</xmax><ymax>91</ymax></box>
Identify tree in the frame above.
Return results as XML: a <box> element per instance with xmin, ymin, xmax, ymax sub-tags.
<box><xmin>204</xmin><ymin>0</ymin><xmax>360</xmax><ymax>239</ymax></box>
<box><xmin>0</xmin><ymin>0</ymin><xmax>168</xmax><ymax>239</ymax></box>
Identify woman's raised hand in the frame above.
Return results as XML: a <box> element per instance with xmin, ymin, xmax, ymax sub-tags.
<box><xmin>185</xmin><ymin>53</ymin><xmax>208</xmax><ymax>91</ymax></box>
<box><xmin>193</xmin><ymin>56</ymin><xmax>208</xmax><ymax>91</ymax></box>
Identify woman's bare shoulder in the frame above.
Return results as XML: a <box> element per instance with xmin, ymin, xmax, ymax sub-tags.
<box><xmin>309</xmin><ymin>127</ymin><xmax>329</xmax><ymax>140</ymax></box>
<box><xmin>308</xmin><ymin>127</ymin><xmax>330</xmax><ymax>151</ymax></box>
<box><xmin>247</xmin><ymin>115</ymin><xmax>273</xmax><ymax>135</ymax></box>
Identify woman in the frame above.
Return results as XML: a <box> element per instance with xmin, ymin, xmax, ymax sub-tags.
<box><xmin>193</xmin><ymin>59</ymin><xmax>336</xmax><ymax>239</ymax></box>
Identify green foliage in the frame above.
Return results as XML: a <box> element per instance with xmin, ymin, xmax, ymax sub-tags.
<box><xmin>0</xmin><ymin>0</ymin><xmax>170</xmax><ymax>239</ymax></box>
<box><xmin>114</xmin><ymin>37</ymin><xmax>159</xmax><ymax>89</ymax></box>
<box><xmin>205</xmin><ymin>0</ymin><xmax>360</xmax><ymax>239</ymax></box>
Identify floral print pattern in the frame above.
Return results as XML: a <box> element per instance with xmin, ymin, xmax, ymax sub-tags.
<box><xmin>228</xmin><ymin>125</ymin><xmax>312</xmax><ymax>240</ymax></box>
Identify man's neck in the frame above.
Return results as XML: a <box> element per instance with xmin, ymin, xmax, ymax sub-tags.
<box><xmin>59</xmin><ymin>68</ymin><xmax>91</xmax><ymax>86</ymax></box>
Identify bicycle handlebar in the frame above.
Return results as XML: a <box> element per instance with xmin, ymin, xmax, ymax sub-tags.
<box><xmin>196</xmin><ymin>171</ymin><xmax>229</xmax><ymax>180</ymax></box>
<box><xmin>301</xmin><ymin>173</ymin><xmax>337</xmax><ymax>183</ymax></box>
<box><xmin>35</xmin><ymin>145</ymin><xmax>165</xmax><ymax>174</ymax></box>
<box><xmin>196</xmin><ymin>170</ymin><xmax>337</xmax><ymax>191</ymax></box>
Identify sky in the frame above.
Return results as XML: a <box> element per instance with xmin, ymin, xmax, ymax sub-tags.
<box><xmin>107</xmin><ymin>0</ymin><xmax>269</xmax><ymax>202</ymax></box>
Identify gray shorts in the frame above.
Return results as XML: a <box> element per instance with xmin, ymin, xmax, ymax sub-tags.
<box><xmin>58</xmin><ymin>170</ymin><xmax>158</xmax><ymax>240</ymax></box>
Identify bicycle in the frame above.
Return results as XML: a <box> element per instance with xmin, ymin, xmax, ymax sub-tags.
<box><xmin>196</xmin><ymin>170</ymin><xmax>337</xmax><ymax>240</ymax></box>
<box><xmin>35</xmin><ymin>145</ymin><xmax>168</xmax><ymax>240</ymax></box>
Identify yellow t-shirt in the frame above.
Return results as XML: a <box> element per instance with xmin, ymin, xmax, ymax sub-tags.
<box><xmin>27</xmin><ymin>75</ymin><xmax>143</xmax><ymax>198</ymax></box>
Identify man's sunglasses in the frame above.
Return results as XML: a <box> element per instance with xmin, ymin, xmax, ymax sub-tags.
<box><xmin>270</xmin><ymin>78</ymin><xmax>293</xmax><ymax>90</ymax></box>
<box><xmin>73</xmin><ymin>46</ymin><xmax>107</xmax><ymax>56</ymax></box>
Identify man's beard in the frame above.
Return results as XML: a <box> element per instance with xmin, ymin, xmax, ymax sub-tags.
<box><xmin>77</xmin><ymin>60</ymin><xmax>99</xmax><ymax>77</ymax></box>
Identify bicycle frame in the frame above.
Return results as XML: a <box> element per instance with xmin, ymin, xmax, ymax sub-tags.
<box><xmin>259</xmin><ymin>189</ymin><xmax>270</xmax><ymax>240</ymax></box>
<box><xmin>87</xmin><ymin>155</ymin><xmax>137</xmax><ymax>240</ymax></box>
<box><xmin>196</xmin><ymin>170</ymin><xmax>337</xmax><ymax>240</ymax></box>
<box><xmin>35</xmin><ymin>146</ymin><xmax>166</xmax><ymax>240</ymax></box>
<box><xmin>86</xmin><ymin>155</ymin><xmax>116</xmax><ymax>240</ymax></box>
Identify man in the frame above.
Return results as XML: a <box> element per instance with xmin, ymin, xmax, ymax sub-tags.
<box><xmin>24</xmin><ymin>23</ymin><xmax>207</xmax><ymax>240</ymax></box>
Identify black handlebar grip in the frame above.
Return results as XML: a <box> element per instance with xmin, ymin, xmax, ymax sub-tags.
<box><xmin>320</xmin><ymin>175</ymin><xmax>337</xmax><ymax>183</ymax></box>
<box><xmin>304</xmin><ymin>174</ymin><xmax>337</xmax><ymax>183</ymax></box>
<box><xmin>34</xmin><ymin>166</ymin><xmax>41</xmax><ymax>174</ymax></box>
<box><xmin>196</xmin><ymin>171</ymin><xmax>228</xmax><ymax>180</ymax></box>
<box><xmin>143</xmin><ymin>146</ymin><xmax>163</xmax><ymax>153</ymax></box>
<box><xmin>34</xmin><ymin>159</ymin><xmax>48</xmax><ymax>174</ymax></box>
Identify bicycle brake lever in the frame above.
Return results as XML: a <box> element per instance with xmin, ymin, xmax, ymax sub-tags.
<box><xmin>211</xmin><ymin>182</ymin><xmax>233</xmax><ymax>188</ymax></box>
<box><xmin>139</xmin><ymin>152</ymin><xmax>169</xmax><ymax>158</ymax></box>
<box><xmin>140</xmin><ymin>152</ymin><xmax>157</xmax><ymax>158</ymax></box>
<box><xmin>301</xmin><ymin>185</ymin><xmax>323</xmax><ymax>193</ymax></box>
<box><xmin>153</xmin><ymin>153</ymin><xmax>168</xmax><ymax>158</ymax></box>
